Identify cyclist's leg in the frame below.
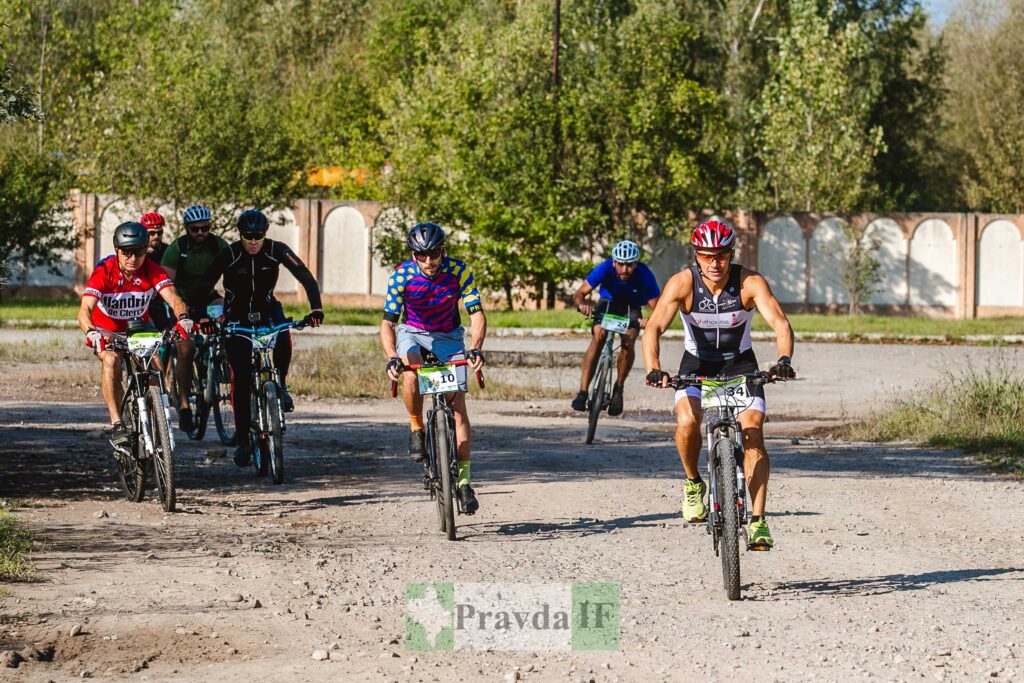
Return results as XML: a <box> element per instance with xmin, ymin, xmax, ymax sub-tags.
<box><xmin>269</xmin><ymin>301</ymin><xmax>292</xmax><ymax>382</ymax></box>
<box><xmin>616</xmin><ymin>327</ymin><xmax>638</xmax><ymax>383</ymax></box>
<box><xmin>579</xmin><ymin>300</ymin><xmax>611</xmax><ymax>391</ymax></box>
<box><xmin>174</xmin><ymin>338</ymin><xmax>196</xmax><ymax>410</ymax></box>
<box><xmin>99</xmin><ymin>349</ymin><xmax>124</xmax><ymax>424</ymax></box>
<box><xmin>226</xmin><ymin>334</ymin><xmax>253</xmax><ymax>439</ymax></box>
<box><xmin>738</xmin><ymin>403</ymin><xmax>768</xmax><ymax>516</ymax></box>
<box><xmin>673</xmin><ymin>392</ymin><xmax>703</xmax><ymax>478</ymax></box>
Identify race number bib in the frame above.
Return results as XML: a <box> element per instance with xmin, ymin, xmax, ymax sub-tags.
<box><xmin>700</xmin><ymin>377</ymin><xmax>754</xmax><ymax>410</ymax></box>
<box><xmin>600</xmin><ymin>313</ymin><xmax>629</xmax><ymax>334</ymax></box>
<box><xmin>417</xmin><ymin>365</ymin><xmax>460</xmax><ymax>395</ymax></box>
<box><xmin>127</xmin><ymin>332</ymin><xmax>162</xmax><ymax>357</ymax></box>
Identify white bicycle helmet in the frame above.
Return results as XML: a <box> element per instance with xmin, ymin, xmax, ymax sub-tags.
<box><xmin>611</xmin><ymin>240</ymin><xmax>641</xmax><ymax>263</ymax></box>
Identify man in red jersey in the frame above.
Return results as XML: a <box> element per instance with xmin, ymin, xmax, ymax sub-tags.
<box><xmin>77</xmin><ymin>221</ymin><xmax>191</xmax><ymax>449</ymax></box>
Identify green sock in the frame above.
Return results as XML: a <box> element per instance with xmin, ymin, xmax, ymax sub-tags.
<box><xmin>458</xmin><ymin>460</ymin><xmax>471</xmax><ymax>487</ymax></box>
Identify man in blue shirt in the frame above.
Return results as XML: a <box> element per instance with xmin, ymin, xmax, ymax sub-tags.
<box><xmin>571</xmin><ymin>240</ymin><xmax>661</xmax><ymax>416</ymax></box>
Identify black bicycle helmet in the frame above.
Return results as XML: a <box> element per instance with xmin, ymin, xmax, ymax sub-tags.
<box><xmin>237</xmin><ymin>209</ymin><xmax>269</xmax><ymax>237</ymax></box>
<box><xmin>407</xmin><ymin>222</ymin><xmax>446</xmax><ymax>252</ymax></box>
<box><xmin>113</xmin><ymin>221</ymin><xmax>150</xmax><ymax>249</ymax></box>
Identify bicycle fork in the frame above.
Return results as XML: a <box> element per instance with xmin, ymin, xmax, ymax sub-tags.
<box><xmin>705</xmin><ymin>424</ymin><xmax>751</xmax><ymax>554</ymax></box>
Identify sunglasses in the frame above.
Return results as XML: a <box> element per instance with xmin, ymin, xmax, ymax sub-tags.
<box><xmin>119</xmin><ymin>247</ymin><xmax>146</xmax><ymax>258</ymax></box>
<box><xmin>148</xmin><ymin>229</ymin><xmax>164</xmax><ymax>236</ymax></box>
<box><xmin>413</xmin><ymin>247</ymin><xmax>443</xmax><ymax>261</ymax></box>
<box><xmin>695</xmin><ymin>250</ymin><xmax>732</xmax><ymax>264</ymax></box>
<box><xmin>241</xmin><ymin>232</ymin><xmax>266</xmax><ymax>243</ymax></box>
<box><xmin>614</xmin><ymin>260</ymin><xmax>638</xmax><ymax>268</ymax></box>
<box><xmin>187</xmin><ymin>223</ymin><xmax>211</xmax><ymax>233</ymax></box>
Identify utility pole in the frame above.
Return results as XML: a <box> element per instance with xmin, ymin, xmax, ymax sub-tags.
<box><xmin>547</xmin><ymin>0</ymin><xmax>561</xmax><ymax>309</ymax></box>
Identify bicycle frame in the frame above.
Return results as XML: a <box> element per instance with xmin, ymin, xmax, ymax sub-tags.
<box><xmin>103</xmin><ymin>330</ymin><xmax>178</xmax><ymax>457</ymax></box>
<box><xmin>223</xmin><ymin>322</ymin><xmax>300</xmax><ymax>437</ymax></box>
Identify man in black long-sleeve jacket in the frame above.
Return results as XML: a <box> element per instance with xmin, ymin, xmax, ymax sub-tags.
<box><xmin>199</xmin><ymin>209</ymin><xmax>325</xmax><ymax>465</ymax></box>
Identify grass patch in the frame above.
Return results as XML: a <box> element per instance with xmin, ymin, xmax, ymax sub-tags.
<box><xmin>0</xmin><ymin>337</ymin><xmax>80</xmax><ymax>363</ymax></box>
<box><xmin>0</xmin><ymin>504</ymin><xmax>33</xmax><ymax>581</ymax></box>
<box><xmin>849</xmin><ymin>363</ymin><xmax>1024</xmax><ymax>476</ymax></box>
<box><xmin>288</xmin><ymin>339</ymin><xmax>564</xmax><ymax>400</ymax></box>
<box><xmin>753</xmin><ymin>312</ymin><xmax>1024</xmax><ymax>338</ymax></box>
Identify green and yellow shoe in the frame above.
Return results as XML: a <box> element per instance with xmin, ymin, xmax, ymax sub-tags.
<box><xmin>682</xmin><ymin>479</ymin><xmax>708</xmax><ymax>523</ymax></box>
<box><xmin>747</xmin><ymin>519</ymin><xmax>774</xmax><ymax>549</ymax></box>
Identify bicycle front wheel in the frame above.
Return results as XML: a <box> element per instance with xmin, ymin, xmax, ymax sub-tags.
<box><xmin>147</xmin><ymin>386</ymin><xmax>176</xmax><ymax>512</ymax></box>
<box><xmin>116</xmin><ymin>389</ymin><xmax>146</xmax><ymax>502</ymax></box>
<box><xmin>263</xmin><ymin>382</ymin><xmax>285</xmax><ymax>485</ymax></box>
<box><xmin>211</xmin><ymin>353</ymin><xmax>236</xmax><ymax>446</ymax></box>
<box><xmin>585</xmin><ymin>357</ymin><xmax>608</xmax><ymax>445</ymax></box>
<box><xmin>187</xmin><ymin>352</ymin><xmax>210</xmax><ymax>441</ymax></box>
<box><xmin>715</xmin><ymin>438</ymin><xmax>742</xmax><ymax>600</ymax></box>
<box><xmin>433</xmin><ymin>409</ymin><xmax>456</xmax><ymax>540</ymax></box>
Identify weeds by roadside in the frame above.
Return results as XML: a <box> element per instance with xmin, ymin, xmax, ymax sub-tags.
<box><xmin>849</xmin><ymin>363</ymin><xmax>1024</xmax><ymax>476</ymax></box>
<box><xmin>0</xmin><ymin>500</ymin><xmax>33</xmax><ymax>581</ymax></box>
<box><xmin>288</xmin><ymin>340</ymin><xmax>565</xmax><ymax>400</ymax></box>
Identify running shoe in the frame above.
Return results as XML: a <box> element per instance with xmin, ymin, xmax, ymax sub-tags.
<box><xmin>747</xmin><ymin>519</ymin><xmax>774</xmax><ymax>548</ymax></box>
<box><xmin>682</xmin><ymin>479</ymin><xmax>708</xmax><ymax>522</ymax></box>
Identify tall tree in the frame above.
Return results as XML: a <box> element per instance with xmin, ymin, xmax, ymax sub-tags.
<box><xmin>753</xmin><ymin>0</ymin><xmax>885</xmax><ymax>211</ymax></box>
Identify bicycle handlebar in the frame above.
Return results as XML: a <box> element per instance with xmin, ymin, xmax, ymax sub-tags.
<box><xmin>223</xmin><ymin>316</ymin><xmax>311</xmax><ymax>336</ymax></box>
<box><xmin>649</xmin><ymin>370</ymin><xmax>794</xmax><ymax>390</ymax></box>
<box><xmin>98</xmin><ymin>326</ymin><xmax>184</xmax><ymax>348</ymax></box>
<box><xmin>389</xmin><ymin>359</ymin><xmax>486</xmax><ymax>397</ymax></box>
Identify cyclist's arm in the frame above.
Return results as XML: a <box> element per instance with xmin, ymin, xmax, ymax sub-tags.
<box><xmin>380</xmin><ymin>319</ymin><xmax>399</xmax><ymax>359</ymax></box>
<box><xmin>572</xmin><ymin>281</ymin><xmax>595</xmax><ymax>311</ymax></box>
<box><xmin>744</xmin><ymin>270</ymin><xmax>794</xmax><ymax>360</ymax></box>
<box><xmin>381</xmin><ymin>267</ymin><xmax>406</xmax><ymax>359</ymax></box>
<box><xmin>158</xmin><ymin>285</ymin><xmax>188</xmax><ymax>319</ymax></box>
<box><xmin>197</xmin><ymin>246</ymin><xmax>229</xmax><ymax>301</ymax></box>
<box><xmin>642</xmin><ymin>271</ymin><xmax>687</xmax><ymax>373</ymax></box>
<box><xmin>277</xmin><ymin>243</ymin><xmax>323</xmax><ymax>310</ymax></box>
<box><xmin>77</xmin><ymin>296</ymin><xmax>99</xmax><ymax>335</ymax></box>
<box><xmin>467</xmin><ymin>310</ymin><xmax>486</xmax><ymax>352</ymax></box>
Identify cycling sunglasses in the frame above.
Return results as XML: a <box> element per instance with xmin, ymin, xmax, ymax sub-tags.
<box><xmin>119</xmin><ymin>247</ymin><xmax>146</xmax><ymax>258</ymax></box>
<box><xmin>186</xmin><ymin>222</ymin><xmax>211</xmax><ymax>233</ymax></box>
<box><xmin>413</xmin><ymin>247</ymin><xmax>444</xmax><ymax>261</ymax></box>
<box><xmin>241</xmin><ymin>232</ymin><xmax>267</xmax><ymax>243</ymax></box>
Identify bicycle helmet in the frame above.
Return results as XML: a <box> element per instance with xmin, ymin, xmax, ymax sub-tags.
<box><xmin>407</xmin><ymin>222</ymin><xmax>446</xmax><ymax>252</ymax></box>
<box><xmin>139</xmin><ymin>212</ymin><xmax>165</xmax><ymax>230</ymax></box>
<box><xmin>237</xmin><ymin>208</ymin><xmax>269</xmax><ymax>237</ymax></box>
<box><xmin>611</xmin><ymin>240</ymin><xmax>641</xmax><ymax>263</ymax></box>
<box><xmin>113</xmin><ymin>221</ymin><xmax>150</xmax><ymax>249</ymax></box>
<box><xmin>690</xmin><ymin>219</ymin><xmax>736</xmax><ymax>249</ymax></box>
<box><xmin>182</xmin><ymin>204</ymin><xmax>213</xmax><ymax>225</ymax></box>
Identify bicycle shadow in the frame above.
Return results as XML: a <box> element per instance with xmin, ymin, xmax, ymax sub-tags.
<box><xmin>467</xmin><ymin>511</ymin><xmax>679</xmax><ymax>541</ymax></box>
<box><xmin>749</xmin><ymin>566</ymin><xmax>1024</xmax><ymax>600</ymax></box>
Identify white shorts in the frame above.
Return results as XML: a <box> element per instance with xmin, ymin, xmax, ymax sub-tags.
<box><xmin>674</xmin><ymin>387</ymin><xmax>767</xmax><ymax>415</ymax></box>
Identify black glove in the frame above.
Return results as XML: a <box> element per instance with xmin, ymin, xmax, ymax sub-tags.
<box><xmin>770</xmin><ymin>356</ymin><xmax>795</xmax><ymax>379</ymax></box>
<box><xmin>646</xmin><ymin>369</ymin><xmax>670</xmax><ymax>386</ymax></box>
<box><xmin>199</xmin><ymin>318</ymin><xmax>217</xmax><ymax>335</ymax></box>
<box><xmin>308</xmin><ymin>309</ymin><xmax>325</xmax><ymax>327</ymax></box>
<box><xmin>385</xmin><ymin>357</ymin><xmax>404</xmax><ymax>376</ymax></box>
<box><xmin>467</xmin><ymin>348</ymin><xmax>485</xmax><ymax>365</ymax></box>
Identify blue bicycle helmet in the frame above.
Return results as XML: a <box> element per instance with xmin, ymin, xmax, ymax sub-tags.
<box><xmin>182</xmin><ymin>204</ymin><xmax>213</xmax><ymax>225</ymax></box>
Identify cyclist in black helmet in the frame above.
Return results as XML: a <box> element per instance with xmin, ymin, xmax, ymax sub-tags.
<box><xmin>198</xmin><ymin>209</ymin><xmax>324</xmax><ymax>466</ymax></box>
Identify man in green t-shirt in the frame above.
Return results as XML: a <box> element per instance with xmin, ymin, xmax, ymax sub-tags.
<box><xmin>161</xmin><ymin>204</ymin><xmax>229</xmax><ymax>433</ymax></box>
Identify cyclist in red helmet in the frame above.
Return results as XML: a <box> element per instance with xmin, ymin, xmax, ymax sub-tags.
<box><xmin>642</xmin><ymin>218</ymin><xmax>795</xmax><ymax>549</ymax></box>
<box><xmin>139</xmin><ymin>211</ymin><xmax>171</xmax><ymax>331</ymax></box>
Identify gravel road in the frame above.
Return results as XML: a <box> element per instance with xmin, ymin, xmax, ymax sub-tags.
<box><xmin>1</xmin><ymin>337</ymin><xmax>1023</xmax><ymax>681</ymax></box>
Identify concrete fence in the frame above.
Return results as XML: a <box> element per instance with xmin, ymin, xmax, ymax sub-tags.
<box><xmin>9</xmin><ymin>193</ymin><xmax>1024</xmax><ymax>319</ymax></box>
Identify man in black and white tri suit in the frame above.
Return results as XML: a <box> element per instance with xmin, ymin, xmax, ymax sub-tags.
<box><xmin>641</xmin><ymin>219</ymin><xmax>795</xmax><ymax>549</ymax></box>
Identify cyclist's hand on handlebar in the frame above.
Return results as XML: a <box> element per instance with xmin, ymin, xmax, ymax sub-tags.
<box><xmin>386</xmin><ymin>356</ymin><xmax>405</xmax><ymax>381</ymax></box>
<box><xmin>174</xmin><ymin>314</ymin><xmax>194</xmax><ymax>340</ymax></box>
<box><xmin>637</xmin><ymin>317</ymin><xmax>648</xmax><ymax>329</ymax></box>
<box><xmin>85</xmin><ymin>329</ymin><xmax>106</xmax><ymax>352</ymax></box>
<box><xmin>467</xmin><ymin>348</ymin><xmax>485</xmax><ymax>371</ymax></box>
<box><xmin>646</xmin><ymin>369</ymin><xmax>670</xmax><ymax>387</ymax></box>
<box><xmin>308</xmin><ymin>308</ymin><xmax>325</xmax><ymax>327</ymax></box>
<box><xmin>199</xmin><ymin>318</ymin><xmax>216</xmax><ymax>335</ymax></box>
<box><xmin>769</xmin><ymin>356</ymin><xmax>795</xmax><ymax>380</ymax></box>
<box><xmin>577</xmin><ymin>302</ymin><xmax>593</xmax><ymax>318</ymax></box>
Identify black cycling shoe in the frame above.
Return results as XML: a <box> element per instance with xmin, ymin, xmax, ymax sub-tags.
<box><xmin>110</xmin><ymin>422</ymin><xmax>131</xmax><ymax>451</ymax></box>
<box><xmin>571</xmin><ymin>390</ymin><xmax>588</xmax><ymax>412</ymax></box>
<box><xmin>233</xmin><ymin>443</ymin><xmax>251</xmax><ymax>467</ymax></box>
<box><xmin>458</xmin><ymin>484</ymin><xmax>479</xmax><ymax>514</ymax></box>
<box><xmin>409</xmin><ymin>429</ymin><xmax>427</xmax><ymax>462</ymax></box>
<box><xmin>280</xmin><ymin>387</ymin><xmax>295</xmax><ymax>413</ymax></box>
<box><xmin>608</xmin><ymin>385</ymin><xmax>624</xmax><ymax>417</ymax></box>
<box><xmin>179</xmin><ymin>407</ymin><xmax>194</xmax><ymax>433</ymax></box>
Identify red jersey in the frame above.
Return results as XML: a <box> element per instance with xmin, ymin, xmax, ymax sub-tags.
<box><xmin>83</xmin><ymin>255</ymin><xmax>174</xmax><ymax>332</ymax></box>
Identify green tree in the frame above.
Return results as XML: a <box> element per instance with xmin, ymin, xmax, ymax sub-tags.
<box><xmin>753</xmin><ymin>0</ymin><xmax>886</xmax><ymax>211</ymax></box>
<box><xmin>0</xmin><ymin>34</ymin><xmax>41</xmax><ymax>124</ymax></box>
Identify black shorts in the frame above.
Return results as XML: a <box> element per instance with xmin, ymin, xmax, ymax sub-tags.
<box><xmin>593</xmin><ymin>299</ymin><xmax>641</xmax><ymax>331</ymax></box>
<box><xmin>677</xmin><ymin>349</ymin><xmax>765</xmax><ymax>402</ymax></box>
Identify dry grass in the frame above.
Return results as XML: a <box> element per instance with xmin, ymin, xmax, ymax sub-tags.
<box><xmin>0</xmin><ymin>502</ymin><xmax>33</xmax><ymax>581</ymax></box>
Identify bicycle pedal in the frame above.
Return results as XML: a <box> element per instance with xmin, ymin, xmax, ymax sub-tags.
<box><xmin>747</xmin><ymin>543</ymin><xmax>772</xmax><ymax>552</ymax></box>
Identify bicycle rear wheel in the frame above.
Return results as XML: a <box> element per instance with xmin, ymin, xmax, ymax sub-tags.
<box><xmin>433</xmin><ymin>408</ymin><xmax>456</xmax><ymax>540</ymax></box>
<box><xmin>186</xmin><ymin>351</ymin><xmax>210</xmax><ymax>441</ymax></box>
<box><xmin>263</xmin><ymin>382</ymin><xmax>285</xmax><ymax>485</ymax></box>
<box><xmin>585</xmin><ymin>357</ymin><xmax>609</xmax><ymax>445</ymax></box>
<box><xmin>147</xmin><ymin>386</ymin><xmax>176</xmax><ymax>512</ymax></box>
<box><xmin>211</xmin><ymin>353</ymin><xmax>236</xmax><ymax>446</ymax></box>
<box><xmin>116</xmin><ymin>389</ymin><xmax>146</xmax><ymax>502</ymax></box>
<box><xmin>715</xmin><ymin>438</ymin><xmax>742</xmax><ymax>600</ymax></box>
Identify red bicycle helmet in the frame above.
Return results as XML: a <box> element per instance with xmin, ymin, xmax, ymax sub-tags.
<box><xmin>690</xmin><ymin>219</ymin><xmax>736</xmax><ymax>249</ymax></box>
<box><xmin>140</xmin><ymin>212</ymin><xmax>165</xmax><ymax>231</ymax></box>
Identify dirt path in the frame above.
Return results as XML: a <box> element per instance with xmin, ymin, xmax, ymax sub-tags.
<box><xmin>2</xmin><ymin>385</ymin><xmax>1023</xmax><ymax>682</ymax></box>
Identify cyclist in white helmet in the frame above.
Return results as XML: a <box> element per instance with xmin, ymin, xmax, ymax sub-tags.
<box><xmin>570</xmin><ymin>240</ymin><xmax>661</xmax><ymax>416</ymax></box>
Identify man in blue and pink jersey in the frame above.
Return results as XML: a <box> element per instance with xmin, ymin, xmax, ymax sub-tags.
<box><xmin>77</xmin><ymin>221</ymin><xmax>191</xmax><ymax>450</ymax></box>
<box><xmin>379</xmin><ymin>222</ymin><xmax>487</xmax><ymax>514</ymax></box>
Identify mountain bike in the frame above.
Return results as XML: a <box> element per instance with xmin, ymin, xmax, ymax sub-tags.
<box><xmin>663</xmin><ymin>371</ymin><xmax>787</xmax><ymax>600</ymax></box>
<box><xmin>391</xmin><ymin>355</ymin><xmax>484</xmax><ymax>541</ymax></box>
<box><xmin>102</xmin><ymin>326</ymin><xmax>181</xmax><ymax>512</ymax></box>
<box><xmin>223</xmin><ymin>316</ymin><xmax>310</xmax><ymax>485</ymax></box>
<box><xmin>585</xmin><ymin>310</ymin><xmax>632</xmax><ymax>445</ymax></box>
<box><xmin>166</xmin><ymin>304</ymin><xmax>227</xmax><ymax>441</ymax></box>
